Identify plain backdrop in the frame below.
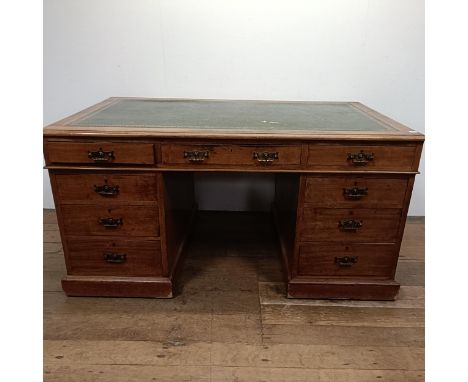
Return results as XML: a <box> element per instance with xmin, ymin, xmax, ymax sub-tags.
<box><xmin>43</xmin><ymin>0</ymin><xmax>424</xmax><ymax>215</ymax></box>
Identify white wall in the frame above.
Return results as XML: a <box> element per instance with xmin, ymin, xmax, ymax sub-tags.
<box><xmin>44</xmin><ymin>0</ymin><xmax>424</xmax><ymax>215</ymax></box>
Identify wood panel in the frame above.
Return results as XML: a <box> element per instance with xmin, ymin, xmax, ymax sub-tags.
<box><xmin>45</xmin><ymin>141</ymin><xmax>155</xmax><ymax>165</ymax></box>
<box><xmin>299</xmin><ymin>208</ymin><xmax>402</xmax><ymax>242</ymax></box>
<box><xmin>60</xmin><ymin>205</ymin><xmax>160</xmax><ymax>237</ymax></box>
<box><xmin>161</xmin><ymin>144</ymin><xmax>301</xmax><ymax>168</ymax></box>
<box><xmin>67</xmin><ymin>237</ymin><xmax>162</xmax><ymax>277</ymax></box>
<box><xmin>159</xmin><ymin>172</ymin><xmax>196</xmax><ymax>278</ymax></box>
<box><xmin>55</xmin><ymin>173</ymin><xmax>158</xmax><ymax>204</ymax></box>
<box><xmin>273</xmin><ymin>173</ymin><xmax>301</xmax><ymax>279</ymax></box>
<box><xmin>297</xmin><ymin>243</ymin><xmax>398</xmax><ymax>277</ymax></box>
<box><xmin>304</xmin><ymin>175</ymin><xmax>409</xmax><ymax>208</ymax></box>
<box><xmin>307</xmin><ymin>143</ymin><xmax>419</xmax><ymax>171</ymax></box>
<box><xmin>287</xmin><ymin>278</ymin><xmax>401</xmax><ymax>300</ymax></box>
<box><xmin>61</xmin><ymin>275</ymin><xmax>173</xmax><ymax>298</ymax></box>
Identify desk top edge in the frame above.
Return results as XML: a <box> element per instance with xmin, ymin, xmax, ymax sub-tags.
<box><xmin>43</xmin><ymin>97</ymin><xmax>425</xmax><ymax>141</ymax></box>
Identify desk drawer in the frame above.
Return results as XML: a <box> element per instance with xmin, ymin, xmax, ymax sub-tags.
<box><xmin>67</xmin><ymin>238</ymin><xmax>162</xmax><ymax>277</ymax></box>
<box><xmin>307</xmin><ymin>144</ymin><xmax>418</xmax><ymax>171</ymax></box>
<box><xmin>299</xmin><ymin>208</ymin><xmax>401</xmax><ymax>242</ymax></box>
<box><xmin>304</xmin><ymin>176</ymin><xmax>408</xmax><ymax>208</ymax></box>
<box><xmin>46</xmin><ymin>141</ymin><xmax>155</xmax><ymax>165</ymax></box>
<box><xmin>161</xmin><ymin>144</ymin><xmax>302</xmax><ymax>167</ymax></box>
<box><xmin>61</xmin><ymin>205</ymin><xmax>160</xmax><ymax>237</ymax></box>
<box><xmin>55</xmin><ymin>174</ymin><xmax>158</xmax><ymax>204</ymax></box>
<box><xmin>297</xmin><ymin>243</ymin><xmax>397</xmax><ymax>278</ymax></box>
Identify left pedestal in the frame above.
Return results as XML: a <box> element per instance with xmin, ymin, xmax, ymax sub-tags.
<box><xmin>45</xmin><ymin>138</ymin><xmax>195</xmax><ymax>298</ymax></box>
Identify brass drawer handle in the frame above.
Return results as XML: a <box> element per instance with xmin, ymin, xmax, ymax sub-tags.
<box><xmin>253</xmin><ymin>151</ymin><xmax>279</xmax><ymax>164</ymax></box>
<box><xmin>88</xmin><ymin>148</ymin><xmax>115</xmax><ymax>162</ymax></box>
<box><xmin>184</xmin><ymin>150</ymin><xmax>209</xmax><ymax>162</ymax></box>
<box><xmin>343</xmin><ymin>186</ymin><xmax>368</xmax><ymax>199</ymax></box>
<box><xmin>94</xmin><ymin>184</ymin><xmax>120</xmax><ymax>196</ymax></box>
<box><xmin>98</xmin><ymin>217</ymin><xmax>123</xmax><ymax>228</ymax></box>
<box><xmin>338</xmin><ymin>219</ymin><xmax>363</xmax><ymax>231</ymax></box>
<box><xmin>347</xmin><ymin>150</ymin><xmax>374</xmax><ymax>165</ymax></box>
<box><xmin>335</xmin><ymin>256</ymin><xmax>358</xmax><ymax>267</ymax></box>
<box><xmin>104</xmin><ymin>252</ymin><xmax>127</xmax><ymax>264</ymax></box>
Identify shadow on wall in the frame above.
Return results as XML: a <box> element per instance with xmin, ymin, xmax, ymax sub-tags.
<box><xmin>194</xmin><ymin>173</ymin><xmax>275</xmax><ymax>212</ymax></box>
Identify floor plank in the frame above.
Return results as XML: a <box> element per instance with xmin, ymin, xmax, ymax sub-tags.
<box><xmin>211</xmin><ymin>367</ymin><xmax>424</xmax><ymax>382</ymax></box>
<box><xmin>261</xmin><ymin>304</ymin><xmax>424</xmax><ymax>327</ymax></box>
<box><xmin>399</xmin><ymin>223</ymin><xmax>425</xmax><ymax>261</ymax></box>
<box><xmin>210</xmin><ymin>343</ymin><xmax>423</xmax><ymax>370</ymax></box>
<box><xmin>43</xmin><ymin>209</ymin><xmax>425</xmax><ymax>381</ymax></box>
<box><xmin>44</xmin><ymin>230</ymin><xmax>62</xmax><ymax>243</ymax></box>
<box><xmin>44</xmin><ymin>364</ymin><xmax>211</xmax><ymax>382</ymax></box>
<box><xmin>261</xmin><ymin>324</ymin><xmax>424</xmax><ymax>347</ymax></box>
<box><xmin>44</xmin><ymin>340</ymin><xmax>423</xmax><ymax>370</ymax></box>
<box><xmin>45</xmin><ymin>340</ymin><xmax>211</xmax><ymax>366</ymax></box>
<box><xmin>44</xmin><ymin>272</ymin><xmax>64</xmax><ymax>292</ymax></box>
<box><xmin>43</xmin><ymin>209</ymin><xmax>58</xmax><ymax>224</ymax></box>
<box><xmin>395</xmin><ymin>260</ymin><xmax>425</xmax><ymax>286</ymax></box>
<box><xmin>259</xmin><ymin>282</ymin><xmax>424</xmax><ymax>309</ymax></box>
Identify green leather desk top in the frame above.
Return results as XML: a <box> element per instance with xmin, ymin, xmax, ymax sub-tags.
<box><xmin>71</xmin><ymin>99</ymin><xmax>390</xmax><ymax>132</ymax></box>
<box><xmin>44</xmin><ymin>98</ymin><xmax>423</xmax><ymax>140</ymax></box>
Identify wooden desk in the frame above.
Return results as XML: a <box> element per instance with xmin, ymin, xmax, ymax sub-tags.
<box><xmin>44</xmin><ymin>98</ymin><xmax>424</xmax><ymax>300</ymax></box>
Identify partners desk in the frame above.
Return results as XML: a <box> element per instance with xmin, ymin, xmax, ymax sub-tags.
<box><xmin>43</xmin><ymin>98</ymin><xmax>424</xmax><ymax>300</ymax></box>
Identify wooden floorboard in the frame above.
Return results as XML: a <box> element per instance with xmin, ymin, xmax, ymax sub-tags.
<box><xmin>43</xmin><ymin>210</ymin><xmax>425</xmax><ymax>381</ymax></box>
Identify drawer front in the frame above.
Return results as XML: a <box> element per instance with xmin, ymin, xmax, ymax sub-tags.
<box><xmin>55</xmin><ymin>174</ymin><xmax>158</xmax><ymax>204</ymax></box>
<box><xmin>298</xmin><ymin>243</ymin><xmax>397</xmax><ymax>277</ymax></box>
<box><xmin>67</xmin><ymin>238</ymin><xmax>162</xmax><ymax>277</ymax></box>
<box><xmin>161</xmin><ymin>144</ymin><xmax>302</xmax><ymax>167</ymax></box>
<box><xmin>299</xmin><ymin>208</ymin><xmax>401</xmax><ymax>242</ymax></box>
<box><xmin>46</xmin><ymin>141</ymin><xmax>155</xmax><ymax>165</ymax></box>
<box><xmin>61</xmin><ymin>205</ymin><xmax>160</xmax><ymax>237</ymax></box>
<box><xmin>304</xmin><ymin>176</ymin><xmax>408</xmax><ymax>208</ymax></box>
<box><xmin>307</xmin><ymin>144</ymin><xmax>418</xmax><ymax>171</ymax></box>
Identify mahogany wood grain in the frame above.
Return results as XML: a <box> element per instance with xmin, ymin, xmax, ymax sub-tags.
<box><xmin>55</xmin><ymin>173</ymin><xmax>158</xmax><ymax>204</ymax></box>
<box><xmin>287</xmin><ymin>278</ymin><xmax>400</xmax><ymax>300</ymax></box>
<box><xmin>45</xmin><ymin>165</ymin><xmax>421</xmax><ymax>175</ymax></box>
<box><xmin>60</xmin><ymin>205</ymin><xmax>160</xmax><ymax>237</ymax></box>
<box><xmin>43</xmin><ymin>98</ymin><xmax>425</xmax><ymax>300</ymax></box>
<box><xmin>391</xmin><ymin>176</ymin><xmax>417</xmax><ymax>279</ymax></box>
<box><xmin>156</xmin><ymin>173</ymin><xmax>170</xmax><ymax>276</ymax></box>
<box><xmin>48</xmin><ymin>173</ymin><xmax>74</xmax><ymax>274</ymax></box>
<box><xmin>307</xmin><ymin>143</ymin><xmax>420</xmax><ymax>171</ymax></box>
<box><xmin>297</xmin><ymin>243</ymin><xmax>398</xmax><ymax>278</ymax></box>
<box><xmin>161</xmin><ymin>144</ymin><xmax>301</xmax><ymax>168</ymax></box>
<box><xmin>158</xmin><ymin>172</ymin><xmax>196</xmax><ymax>278</ymax></box>
<box><xmin>67</xmin><ymin>237</ymin><xmax>162</xmax><ymax>277</ymax></box>
<box><xmin>304</xmin><ymin>175</ymin><xmax>409</xmax><ymax>208</ymax></box>
<box><xmin>273</xmin><ymin>174</ymin><xmax>301</xmax><ymax>280</ymax></box>
<box><xmin>45</xmin><ymin>127</ymin><xmax>426</xmax><ymax>141</ymax></box>
<box><xmin>61</xmin><ymin>275</ymin><xmax>173</xmax><ymax>298</ymax></box>
<box><xmin>299</xmin><ymin>208</ymin><xmax>402</xmax><ymax>242</ymax></box>
<box><xmin>45</xmin><ymin>141</ymin><xmax>155</xmax><ymax>165</ymax></box>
